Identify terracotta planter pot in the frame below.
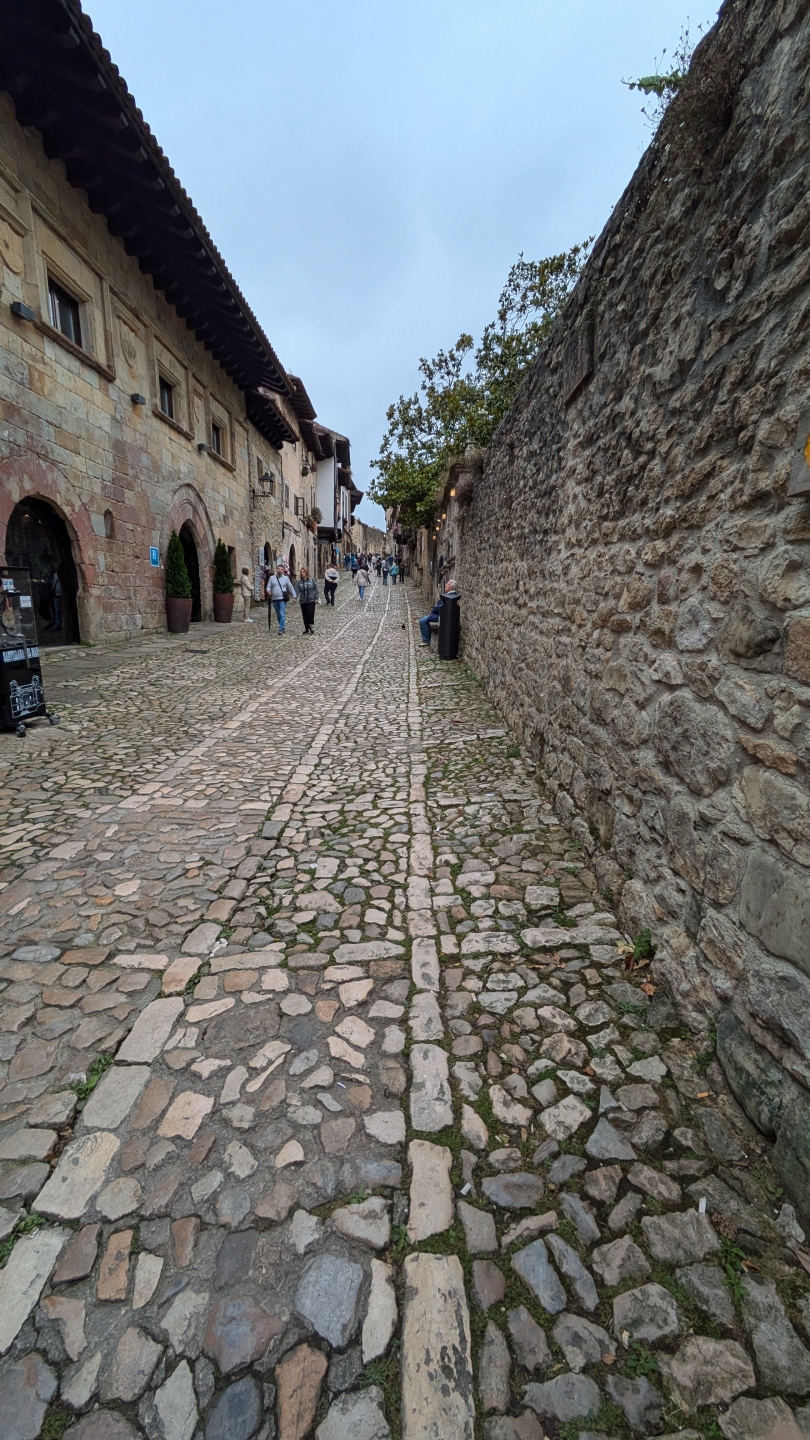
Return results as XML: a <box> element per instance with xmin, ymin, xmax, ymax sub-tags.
<box><xmin>166</xmin><ymin>596</ymin><xmax>192</xmax><ymax>633</ymax></box>
<box><xmin>213</xmin><ymin>592</ymin><xmax>235</xmax><ymax>624</ymax></box>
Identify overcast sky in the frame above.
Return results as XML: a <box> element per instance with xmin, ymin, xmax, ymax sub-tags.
<box><xmin>88</xmin><ymin>0</ymin><xmax>719</xmax><ymax>528</ymax></box>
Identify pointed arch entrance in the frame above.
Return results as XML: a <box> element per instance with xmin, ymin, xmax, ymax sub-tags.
<box><xmin>5</xmin><ymin>497</ymin><xmax>80</xmax><ymax>645</ymax></box>
<box><xmin>161</xmin><ymin>485</ymin><xmax>215</xmax><ymax>624</ymax></box>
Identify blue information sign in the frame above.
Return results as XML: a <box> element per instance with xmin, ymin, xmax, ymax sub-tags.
<box><xmin>149</xmin><ymin>547</ymin><xmax>160</xmax><ymax>568</ymax></box>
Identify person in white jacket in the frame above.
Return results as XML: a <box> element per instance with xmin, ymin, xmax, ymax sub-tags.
<box><xmin>324</xmin><ymin>564</ymin><xmax>339</xmax><ymax>606</ymax></box>
<box><xmin>239</xmin><ymin>567</ymin><xmax>253</xmax><ymax>622</ymax></box>
<box><xmin>355</xmin><ymin>563</ymin><xmax>370</xmax><ymax>600</ymax></box>
<box><xmin>266</xmin><ymin>565</ymin><xmax>297</xmax><ymax>634</ymax></box>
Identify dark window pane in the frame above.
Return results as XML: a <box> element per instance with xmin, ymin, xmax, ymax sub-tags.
<box><xmin>159</xmin><ymin>377</ymin><xmax>174</xmax><ymax>418</ymax></box>
<box><xmin>48</xmin><ymin>280</ymin><xmax>82</xmax><ymax>347</ymax></box>
<box><xmin>211</xmin><ymin>422</ymin><xmax>222</xmax><ymax>455</ymax></box>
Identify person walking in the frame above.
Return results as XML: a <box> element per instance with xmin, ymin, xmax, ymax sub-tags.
<box><xmin>375</xmin><ymin>556</ymin><xmax>382</xmax><ymax>577</ymax></box>
<box><xmin>388</xmin><ymin>558</ymin><xmax>399</xmax><ymax>585</ymax></box>
<box><xmin>266</xmin><ymin>563</ymin><xmax>296</xmax><ymax>634</ymax></box>
<box><xmin>382</xmin><ymin>558</ymin><xmax>389</xmax><ymax>586</ymax></box>
<box><xmin>398</xmin><ymin>558</ymin><xmax>406</xmax><ymax>583</ymax></box>
<box><xmin>324</xmin><ymin>562</ymin><xmax>339</xmax><ymax>606</ymax></box>
<box><xmin>239</xmin><ymin>567</ymin><xmax>254</xmax><ymax>622</ymax></box>
<box><xmin>355</xmin><ymin>560</ymin><xmax>370</xmax><ymax>600</ymax></box>
<box><xmin>350</xmin><ymin>553</ymin><xmax>359</xmax><ymax>577</ymax></box>
<box><xmin>297</xmin><ymin>567</ymin><xmax>319</xmax><ymax>634</ymax></box>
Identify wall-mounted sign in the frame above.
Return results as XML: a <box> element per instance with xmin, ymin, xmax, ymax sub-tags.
<box><xmin>149</xmin><ymin>547</ymin><xmax>160</xmax><ymax>567</ymax></box>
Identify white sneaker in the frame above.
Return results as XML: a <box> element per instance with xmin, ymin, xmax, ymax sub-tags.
<box><xmin>245</xmin><ymin>618</ymin><xmax>254</xmax><ymax>623</ymax></box>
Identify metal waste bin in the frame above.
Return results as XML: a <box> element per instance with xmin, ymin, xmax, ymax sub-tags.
<box><xmin>437</xmin><ymin>590</ymin><xmax>461</xmax><ymax>661</ymax></box>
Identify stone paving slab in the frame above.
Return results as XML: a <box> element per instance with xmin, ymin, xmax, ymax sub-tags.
<box><xmin>0</xmin><ymin>580</ymin><xmax>808</xmax><ymax>1439</ymax></box>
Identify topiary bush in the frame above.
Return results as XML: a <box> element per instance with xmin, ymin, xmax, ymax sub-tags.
<box><xmin>165</xmin><ymin>530</ymin><xmax>191</xmax><ymax>599</ymax></box>
<box><xmin>213</xmin><ymin>538</ymin><xmax>234</xmax><ymax>594</ymax></box>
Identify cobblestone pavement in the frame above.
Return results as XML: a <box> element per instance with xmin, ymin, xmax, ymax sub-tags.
<box><xmin>0</xmin><ymin>580</ymin><xmax>809</xmax><ymax>1440</ymax></box>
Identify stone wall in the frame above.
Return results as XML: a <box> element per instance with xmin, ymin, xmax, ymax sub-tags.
<box><xmin>454</xmin><ymin>0</ymin><xmax>810</xmax><ymax>1211</ymax></box>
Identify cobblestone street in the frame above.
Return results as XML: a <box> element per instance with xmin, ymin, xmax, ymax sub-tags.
<box><xmin>0</xmin><ymin>579</ymin><xmax>808</xmax><ymax>1440</ymax></box>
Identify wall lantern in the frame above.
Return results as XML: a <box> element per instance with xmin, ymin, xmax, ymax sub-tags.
<box><xmin>197</xmin><ymin>442</ymin><xmax>208</xmax><ymax>453</ymax></box>
<box><xmin>130</xmin><ymin>393</ymin><xmax>146</xmax><ymax>406</ymax></box>
<box><xmin>258</xmin><ymin>472</ymin><xmax>274</xmax><ymax>497</ymax></box>
<box><xmin>441</xmin><ymin>512</ymin><xmax>446</xmax><ymax>519</ymax></box>
<box><xmin>449</xmin><ymin>487</ymin><xmax>456</xmax><ymax>497</ymax></box>
<box><xmin>10</xmin><ymin>301</ymin><xmax>36</xmax><ymax>322</ymax></box>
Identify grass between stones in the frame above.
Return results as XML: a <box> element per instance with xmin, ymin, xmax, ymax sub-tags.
<box><xmin>72</xmin><ymin>1049</ymin><xmax>114</xmax><ymax>1104</ymax></box>
<box><xmin>0</xmin><ymin>1208</ymin><xmax>46</xmax><ymax>1268</ymax></box>
<box><xmin>359</xmin><ymin>1345</ymin><xmax>402</xmax><ymax>1440</ymax></box>
<box><xmin>40</xmin><ymin>1405</ymin><xmax>73</xmax><ymax>1439</ymax></box>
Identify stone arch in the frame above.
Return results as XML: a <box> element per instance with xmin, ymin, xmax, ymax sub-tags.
<box><xmin>162</xmin><ymin>484</ymin><xmax>216</xmax><ymax>622</ymax></box>
<box><xmin>0</xmin><ymin>453</ymin><xmax>97</xmax><ymax>639</ymax></box>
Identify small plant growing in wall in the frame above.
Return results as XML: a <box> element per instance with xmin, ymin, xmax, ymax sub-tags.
<box><xmin>213</xmin><ymin>538</ymin><xmax>234</xmax><ymax>594</ymax></box>
<box><xmin>165</xmin><ymin>530</ymin><xmax>191</xmax><ymax>598</ymax></box>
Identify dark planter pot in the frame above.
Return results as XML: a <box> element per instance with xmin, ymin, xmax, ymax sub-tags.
<box><xmin>213</xmin><ymin>592</ymin><xmax>235</xmax><ymax>624</ymax></box>
<box><xmin>166</xmin><ymin>597</ymin><xmax>192</xmax><ymax>633</ymax></box>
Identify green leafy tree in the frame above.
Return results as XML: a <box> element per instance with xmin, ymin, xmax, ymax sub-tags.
<box><xmin>369</xmin><ymin>243</ymin><xmax>590</xmax><ymax>528</ymax></box>
<box><xmin>165</xmin><ymin>529</ymin><xmax>191</xmax><ymax>599</ymax></box>
<box><xmin>213</xmin><ymin>538</ymin><xmax>234</xmax><ymax>594</ymax></box>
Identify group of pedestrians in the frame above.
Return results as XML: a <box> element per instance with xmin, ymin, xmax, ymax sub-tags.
<box><xmin>258</xmin><ymin>554</ymin><xmax>403</xmax><ymax>635</ymax></box>
<box><xmin>343</xmin><ymin>552</ymin><xmax>405</xmax><ymax>587</ymax></box>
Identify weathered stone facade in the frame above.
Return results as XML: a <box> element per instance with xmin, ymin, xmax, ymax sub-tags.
<box><xmin>451</xmin><ymin>0</ymin><xmax>810</xmax><ymax>1209</ymax></box>
<box><xmin>0</xmin><ymin>56</ymin><xmax>333</xmax><ymax>638</ymax></box>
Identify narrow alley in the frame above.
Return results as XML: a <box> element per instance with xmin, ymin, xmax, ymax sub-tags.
<box><xmin>0</xmin><ymin>579</ymin><xmax>807</xmax><ymax>1440</ymax></box>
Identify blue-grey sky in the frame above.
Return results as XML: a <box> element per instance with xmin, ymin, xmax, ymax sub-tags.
<box><xmin>88</xmin><ymin>0</ymin><xmax>719</xmax><ymax>528</ymax></box>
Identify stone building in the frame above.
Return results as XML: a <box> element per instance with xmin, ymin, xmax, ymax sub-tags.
<box><xmin>436</xmin><ymin>0</ymin><xmax>810</xmax><ymax>1208</ymax></box>
<box><xmin>0</xmin><ymin>2</ymin><xmax>345</xmax><ymax>638</ymax></box>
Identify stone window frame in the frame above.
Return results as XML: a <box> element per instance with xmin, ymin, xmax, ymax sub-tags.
<box><xmin>208</xmin><ymin>396</ymin><xmax>235</xmax><ymax>472</ymax></box>
<box><xmin>37</xmin><ymin>259</ymin><xmax>115</xmax><ymax>381</ymax></box>
<box><xmin>30</xmin><ymin>201</ymin><xmax>116</xmax><ymax>381</ymax></box>
<box><xmin>149</xmin><ymin>331</ymin><xmax>192</xmax><ymax>441</ymax></box>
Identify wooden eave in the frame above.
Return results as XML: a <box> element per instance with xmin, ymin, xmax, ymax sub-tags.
<box><xmin>0</xmin><ymin>0</ymin><xmax>294</xmax><ymax>416</ymax></box>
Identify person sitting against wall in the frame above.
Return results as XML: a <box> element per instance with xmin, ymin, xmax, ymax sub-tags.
<box><xmin>419</xmin><ymin>579</ymin><xmax>457</xmax><ymax>646</ymax></box>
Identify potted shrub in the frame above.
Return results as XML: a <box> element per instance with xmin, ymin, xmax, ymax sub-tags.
<box><xmin>165</xmin><ymin>529</ymin><xmax>192</xmax><ymax>633</ymax></box>
<box><xmin>212</xmin><ymin>538</ymin><xmax>234</xmax><ymax>623</ymax></box>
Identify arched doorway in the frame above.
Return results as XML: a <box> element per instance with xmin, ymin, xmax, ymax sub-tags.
<box><xmin>179</xmin><ymin>523</ymin><xmax>201</xmax><ymax>623</ymax></box>
<box><xmin>5</xmin><ymin>498</ymin><xmax>80</xmax><ymax>646</ymax></box>
<box><xmin>288</xmin><ymin>544</ymin><xmax>296</xmax><ymax>581</ymax></box>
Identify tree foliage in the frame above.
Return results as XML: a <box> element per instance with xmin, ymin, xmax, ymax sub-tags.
<box><xmin>213</xmin><ymin>537</ymin><xmax>234</xmax><ymax>594</ymax></box>
<box><xmin>369</xmin><ymin>243</ymin><xmax>590</xmax><ymax>528</ymax></box>
<box><xmin>165</xmin><ymin>529</ymin><xmax>191</xmax><ymax>599</ymax></box>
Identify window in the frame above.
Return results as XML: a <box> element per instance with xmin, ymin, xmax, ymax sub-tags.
<box><xmin>103</xmin><ymin>509</ymin><xmax>114</xmax><ymax>539</ymax></box>
<box><xmin>211</xmin><ymin>421</ymin><xmax>223</xmax><ymax>455</ymax></box>
<box><xmin>48</xmin><ymin>278</ymin><xmax>82</xmax><ymax>347</ymax></box>
<box><xmin>294</xmin><ymin>496</ymin><xmax>303</xmax><ymax>517</ymax></box>
<box><xmin>158</xmin><ymin>375</ymin><xmax>174</xmax><ymax>419</ymax></box>
<box><xmin>284</xmin><ymin>484</ymin><xmax>290</xmax><ymax>510</ymax></box>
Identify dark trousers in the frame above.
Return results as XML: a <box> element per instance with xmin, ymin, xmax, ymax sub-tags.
<box><xmin>301</xmin><ymin>602</ymin><xmax>316</xmax><ymax>631</ymax></box>
<box><xmin>324</xmin><ymin>582</ymin><xmax>337</xmax><ymax>605</ymax></box>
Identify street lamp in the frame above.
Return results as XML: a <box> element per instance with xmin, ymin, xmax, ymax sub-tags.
<box><xmin>258</xmin><ymin>472</ymin><xmax>274</xmax><ymax>498</ymax></box>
